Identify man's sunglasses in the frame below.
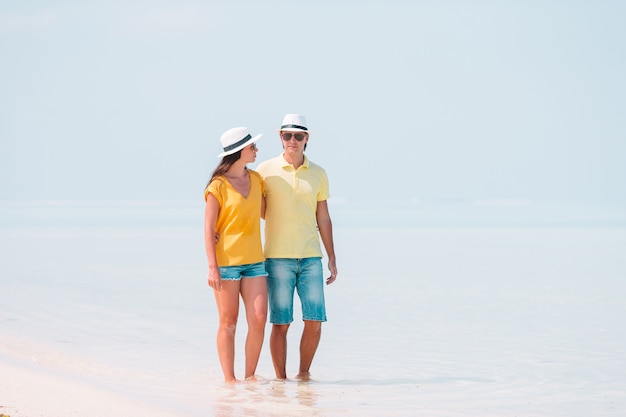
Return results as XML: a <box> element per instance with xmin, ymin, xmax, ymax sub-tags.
<box><xmin>281</xmin><ymin>132</ymin><xmax>307</xmax><ymax>142</ymax></box>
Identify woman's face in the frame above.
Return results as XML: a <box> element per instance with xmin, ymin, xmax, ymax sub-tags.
<box><xmin>241</xmin><ymin>142</ymin><xmax>258</xmax><ymax>163</ymax></box>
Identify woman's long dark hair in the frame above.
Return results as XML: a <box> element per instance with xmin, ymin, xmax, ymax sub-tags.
<box><xmin>205</xmin><ymin>150</ymin><xmax>243</xmax><ymax>190</ymax></box>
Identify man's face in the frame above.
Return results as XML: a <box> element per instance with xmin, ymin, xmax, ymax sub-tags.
<box><xmin>280</xmin><ymin>131</ymin><xmax>308</xmax><ymax>153</ymax></box>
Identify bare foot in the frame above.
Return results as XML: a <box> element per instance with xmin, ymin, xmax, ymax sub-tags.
<box><xmin>294</xmin><ymin>372</ymin><xmax>312</xmax><ymax>381</ymax></box>
<box><xmin>245</xmin><ymin>375</ymin><xmax>259</xmax><ymax>382</ymax></box>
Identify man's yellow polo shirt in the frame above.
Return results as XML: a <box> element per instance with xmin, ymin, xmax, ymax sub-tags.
<box><xmin>204</xmin><ymin>170</ymin><xmax>265</xmax><ymax>267</ymax></box>
<box><xmin>257</xmin><ymin>154</ymin><xmax>330</xmax><ymax>258</ymax></box>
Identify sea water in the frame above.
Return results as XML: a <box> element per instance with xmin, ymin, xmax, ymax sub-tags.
<box><xmin>1</xmin><ymin>200</ymin><xmax>625</xmax><ymax>416</ymax></box>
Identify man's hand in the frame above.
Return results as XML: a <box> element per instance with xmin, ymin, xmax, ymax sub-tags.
<box><xmin>326</xmin><ymin>258</ymin><xmax>337</xmax><ymax>285</ymax></box>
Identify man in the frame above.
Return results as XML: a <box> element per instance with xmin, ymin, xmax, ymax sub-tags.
<box><xmin>257</xmin><ymin>113</ymin><xmax>338</xmax><ymax>381</ymax></box>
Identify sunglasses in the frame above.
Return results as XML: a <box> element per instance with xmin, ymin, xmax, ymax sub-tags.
<box><xmin>281</xmin><ymin>132</ymin><xmax>307</xmax><ymax>142</ymax></box>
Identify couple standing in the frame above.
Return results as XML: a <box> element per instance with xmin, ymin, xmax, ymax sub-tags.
<box><xmin>203</xmin><ymin>114</ymin><xmax>338</xmax><ymax>383</ymax></box>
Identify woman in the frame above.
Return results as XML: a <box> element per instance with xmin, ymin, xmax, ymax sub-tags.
<box><xmin>204</xmin><ymin>127</ymin><xmax>267</xmax><ymax>383</ymax></box>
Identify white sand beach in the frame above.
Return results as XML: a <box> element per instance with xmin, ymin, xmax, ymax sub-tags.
<box><xmin>1</xmin><ymin>201</ymin><xmax>626</xmax><ymax>416</ymax></box>
<box><xmin>0</xmin><ymin>350</ymin><xmax>188</xmax><ymax>417</ymax></box>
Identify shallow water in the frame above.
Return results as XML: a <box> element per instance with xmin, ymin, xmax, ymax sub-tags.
<box><xmin>1</xmin><ymin>201</ymin><xmax>625</xmax><ymax>416</ymax></box>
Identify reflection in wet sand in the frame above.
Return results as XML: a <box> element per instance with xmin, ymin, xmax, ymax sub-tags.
<box><xmin>213</xmin><ymin>378</ymin><xmax>322</xmax><ymax>417</ymax></box>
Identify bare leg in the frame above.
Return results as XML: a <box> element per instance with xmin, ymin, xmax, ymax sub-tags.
<box><xmin>295</xmin><ymin>320</ymin><xmax>321</xmax><ymax>381</ymax></box>
<box><xmin>240</xmin><ymin>276</ymin><xmax>268</xmax><ymax>380</ymax></box>
<box><xmin>213</xmin><ymin>281</ymin><xmax>241</xmax><ymax>383</ymax></box>
<box><xmin>270</xmin><ymin>324</ymin><xmax>290</xmax><ymax>380</ymax></box>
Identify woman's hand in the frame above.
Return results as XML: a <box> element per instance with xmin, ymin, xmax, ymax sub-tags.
<box><xmin>208</xmin><ymin>266</ymin><xmax>222</xmax><ymax>291</ymax></box>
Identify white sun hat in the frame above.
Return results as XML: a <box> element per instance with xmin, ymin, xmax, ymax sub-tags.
<box><xmin>278</xmin><ymin>114</ymin><xmax>309</xmax><ymax>132</ymax></box>
<box><xmin>217</xmin><ymin>127</ymin><xmax>263</xmax><ymax>158</ymax></box>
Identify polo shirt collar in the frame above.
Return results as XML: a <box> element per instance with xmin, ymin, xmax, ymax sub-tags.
<box><xmin>280</xmin><ymin>153</ymin><xmax>309</xmax><ymax>169</ymax></box>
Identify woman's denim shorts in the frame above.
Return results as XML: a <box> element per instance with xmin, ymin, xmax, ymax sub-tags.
<box><xmin>265</xmin><ymin>257</ymin><xmax>327</xmax><ymax>324</ymax></box>
<box><xmin>219</xmin><ymin>261</ymin><xmax>268</xmax><ymax>280</ymax></box>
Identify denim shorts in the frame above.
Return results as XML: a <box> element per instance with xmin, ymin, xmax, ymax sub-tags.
<box><xmin>265</xmin><ymin>257</ymin><xmax>326</xmax><ymax>324</ymax></box>
<box><xmin>219</xmin><ymin>261</ymin><xmax>268</xmax><ymax>280</ymax></box>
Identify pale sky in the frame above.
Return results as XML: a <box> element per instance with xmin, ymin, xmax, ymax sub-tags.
<box><xmin>1</xmin><ymin>1</ymin><xmax>625</xmax><ymax>203</ymax></box>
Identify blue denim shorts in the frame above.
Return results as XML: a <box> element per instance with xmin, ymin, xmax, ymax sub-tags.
<box><xmin>265</xmin><ymin>257</ymin><xmax>326</xmax><ymax>324</ymax></box>
<box><xmin>219</xmin><ymin>261</ymin><xmax>268</xmax><ymax>280</ymax></box>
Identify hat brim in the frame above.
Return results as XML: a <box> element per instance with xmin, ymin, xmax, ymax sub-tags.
<box><xmin>276</xmin><ymin>128</ymin><xmax>310</xmax><ymax>133</ymax></box>
<box><xmin>217</xmin><ymin>133</ymin><xmax>263</xmax><ymax>157</ymax></box>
